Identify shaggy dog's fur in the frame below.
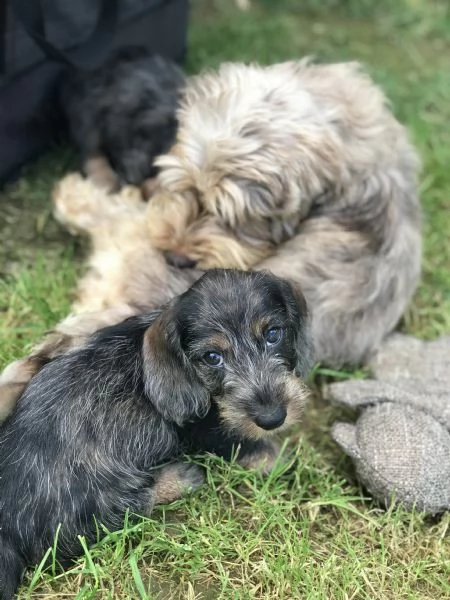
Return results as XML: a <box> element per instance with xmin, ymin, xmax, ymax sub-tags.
<box><xmin>0</xmin><ymin>270</ymin><xmax>313</xmax><ymax>599</ymax></box>
<box><xmin>144</xmin><ymin>60</ymin><xmax>420</xmax><ymax>275</ymax></box>
<box><xmin>60</xmin><ymin>46</ymin><xmax>185</xmax><ymax>195</ymax></box>
<box><xmin>0</xmin><ymin>58</ymin><xmax>421</xmax><ymax>415</ymax></box>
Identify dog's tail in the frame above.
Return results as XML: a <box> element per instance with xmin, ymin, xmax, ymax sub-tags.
<box><xmin>0</xmin><ymin>537</ymin><xmax>25</xmax><ymax>600</ymax></box>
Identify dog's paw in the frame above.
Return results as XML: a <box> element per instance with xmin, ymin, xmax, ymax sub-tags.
<box><xmin>52</xmin><ymin>172</ymin><xmax>106</xmax><ymax>234</ymax></box>
<box><xmin>178</xmin><ymin>463</ymin><xmax>206</xmax><ymax>492</ymax></box>
<box><xmin>153</xmin><ymin>462</ymin><xmax>205</xmax><ymax>505</ymax></box>
<box><xmin>53</xmin><ymin>172</ymin><xmax>145</xmax><ymax>235</ymax></box>
<box><xmin>145</xmin><ymin>190</ymin><xmax>199</xmax><ymax>250</ymax></box>
<box><xmin>237</xmin><ymin>441</ymin><xmax>280</xmax><ymax>475</ymax></box>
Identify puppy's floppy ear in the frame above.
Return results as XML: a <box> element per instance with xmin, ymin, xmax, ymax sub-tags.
<box><xmin>278</xmin><ymin>278</ymin><xmax>315</xmax><ymax>378</ymax></box>
<box><xmin>142</xmin><ymin>305</ymin><xmax>210</xmax><ymax>425</ymax></box>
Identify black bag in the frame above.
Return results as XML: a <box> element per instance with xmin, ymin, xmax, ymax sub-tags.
<box><xmin>0</xmin><ymin>0</ymin><xmax>189</xmax><ymax>182</ymax></box>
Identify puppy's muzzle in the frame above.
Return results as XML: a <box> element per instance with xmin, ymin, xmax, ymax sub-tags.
<box><xmin>254</xmin><ymin>405</ymin><xmax>287</xmax><ymax>430</ymax></box>
<box><xmin>219</xmin><ymin>365</ymin><xmax>307</xmax><ymax>439</ymax></box>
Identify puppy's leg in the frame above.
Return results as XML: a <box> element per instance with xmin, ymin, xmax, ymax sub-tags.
<box><xmin>210</xmin><ymin>436</ymin><xmax>281</xmax><ymax>475</ymax></box>
<box><xmin>53</xmin><ymin>172</ymin><xmax>145</xmax><ymax>235</ymax></box>
<box><xmin>152</xmin><ymin>462</ymin><xmax>205</xmax><ymax>506</ymax></box>
<box><xmin>84</xmin><ymin>154</ymin><xmax>120</xmax><ymax>193</ymax></box>
<box><xmin>235</xmin><ymin>439</ymin><xmax>281</xmax><ymax>475</ymax></box>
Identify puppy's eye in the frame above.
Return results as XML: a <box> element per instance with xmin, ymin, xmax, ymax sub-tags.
<box><xmin>203</xmin><ymin>351</ymin><xmax>224</xmax><ymax>367</ymax></box>
<box><xmin>264</xmin><ymin>327</ymin><xmax>282</xmax><ymax>346</ymax></box>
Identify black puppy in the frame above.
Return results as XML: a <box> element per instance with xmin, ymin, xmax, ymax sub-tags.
<box><xmin>60</xmin><ymin>46</ymin><xmax>185</xmax><ymax>195</ymax></box>
<box><xmin>0</xmin><ymin>270</ymin><xmax>313</xmax><ymax>598</ymax></box>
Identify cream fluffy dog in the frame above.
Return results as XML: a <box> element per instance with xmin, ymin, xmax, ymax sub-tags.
<box><xmin>0</xmin><ymin>58</ymin><xmax>421</xmax><ymax>418</ymax></box>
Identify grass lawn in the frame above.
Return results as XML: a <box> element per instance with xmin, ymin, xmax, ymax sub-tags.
<box><xmin>1</xmin><ymin>0</ymin><xmax>450</xmax><ymax>598</ymax></box>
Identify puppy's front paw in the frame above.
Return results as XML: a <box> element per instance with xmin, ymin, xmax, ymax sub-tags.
<box><xmin>237</xmin><ymin>441</ymin><xmax>280</xmax><ymax>475</ymax></box>
<box><xmin>53</xmin><ymin>172</ymin><xmax>145</xmax><ymax>235</ymax></box>
<box><xmin>154</xmin><ymin>462</ymin><xmax>205</xmax><ymax>505</ymax></box>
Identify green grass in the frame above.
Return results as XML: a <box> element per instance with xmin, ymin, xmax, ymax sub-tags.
<box><xmin>14</xmin><ymin>448</ymin><xmax>450</xmax><ymax>599</ymax></box>
<box><xmin>1</xmin><ymin>0</ymin><xmax>450</xmax><ymax>597</ymax></box>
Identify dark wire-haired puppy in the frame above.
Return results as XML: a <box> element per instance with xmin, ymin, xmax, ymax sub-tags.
<box><xmin>59</xmin><ymin>46</ymin><xmax>185</xmax><ymax>196</ymax></box>
<box><xmin>0</xmin><ymin>270</ymin><xmax>313</xmax><ymax>599</ymax></box>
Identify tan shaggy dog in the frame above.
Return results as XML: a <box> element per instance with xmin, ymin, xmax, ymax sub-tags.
<box><xmin>0</xmin><ymin>58</ymin><xmax>421</xmax><ymax>418</ymax></box>
<box><xmin>144</xmin><ymin>59</ymin><xmax>421</xmax><ymax>273</ymax></box>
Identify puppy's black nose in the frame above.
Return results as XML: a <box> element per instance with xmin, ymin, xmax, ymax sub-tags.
<box><xmin>165</xmin><ymin>251</ymin><xmax>198</xmax><ymax>269</ymax></box>
<box><xmin>254</xmin><ymin>406</ymin><xmax>287</xmax><ymax>430</ymax></box>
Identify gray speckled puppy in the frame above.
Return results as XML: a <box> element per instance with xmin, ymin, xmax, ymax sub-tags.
<box><xmin>60</xmin><ymin>46</ymin><xmax>185</xmax><ymax>195</ymax></box>
<box><xmin>326</xmin><ymin>334</ymin><xmax>450</xmax><ymax>515</ymax></box>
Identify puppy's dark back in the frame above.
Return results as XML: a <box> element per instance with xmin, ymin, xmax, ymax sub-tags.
<box><xmin>0</xmin><ymin>312</ymin><xmax>175</xmax><ymax>567</ymax></box>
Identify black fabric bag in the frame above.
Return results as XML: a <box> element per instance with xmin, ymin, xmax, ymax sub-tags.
<box><xmin>0</xmin><ymin>0</ymin><xmax>189</xmax><ymax>182</ymax></box>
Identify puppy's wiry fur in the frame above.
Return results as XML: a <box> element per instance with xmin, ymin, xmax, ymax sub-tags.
<box><xmin>0</xmin><ymin>270</ymin><xmax>312</xmax><ymax>599</ymax></box>
<box><xmin>60</xmin><ymin>46</ymin><xmax>185</xmax><ymax>194</ymax></box>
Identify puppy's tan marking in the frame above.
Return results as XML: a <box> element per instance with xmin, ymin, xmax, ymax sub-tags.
<box><xmin>216</xmin><ymin>403</ymin><xmax>279</xmax><ymax>441</ymax></box>
<box><xmin>216</xmin><ymin>373</ymin><xmax>310</xmax><ymax>442</ymax></box>
<box><xmin>206</xmin><ymin>334</ymin><xmax>231</xmax><ymax>353</ymax></box>
<box><xmin>153</xmin><ymin>463</ymin><xmax>205</xmax><ymax>506</ymax></box>
<box><xmin>237</xmin><ymin>442</ymin><xmax>279</xmax><ymax>475</ymax></box>
<box><xmin>284</xmin><ymin>374</ymin><xmax>311</xmax><ymax>425</ymax></box>
<box><xmin>251</xmin><ymin>317</ymin><xmax>272</xmax><ymax>339</ymax></box>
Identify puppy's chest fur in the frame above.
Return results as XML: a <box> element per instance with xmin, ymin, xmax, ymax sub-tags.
<box><xmin>177</xmin><ymin>401</ymin><xmax>241</xmax><ymax>460</ymax></box>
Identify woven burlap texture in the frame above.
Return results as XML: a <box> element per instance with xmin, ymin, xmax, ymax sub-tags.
<box><xmin>327</xmin><ymin>334</ymin><xmax>450</xmax><ymax>514</ymax></box>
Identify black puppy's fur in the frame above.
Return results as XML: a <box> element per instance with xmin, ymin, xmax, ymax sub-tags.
<box><xmin>0</xmin><ymin>270</ymin><xmax>313</xmax><ymax>599</ymax></box>
<box><xmin>60</xmin><ymin>46</ymin><xmax>185</xmax><ymax>192</ymax></box>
